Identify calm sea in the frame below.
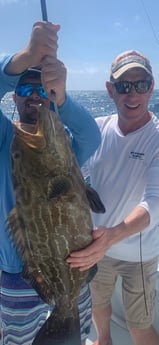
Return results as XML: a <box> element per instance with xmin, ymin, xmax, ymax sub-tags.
<box><xmin>1</xmin><ymin>89</ymin><xmax>159</xmax><ymax>120</ymax></box>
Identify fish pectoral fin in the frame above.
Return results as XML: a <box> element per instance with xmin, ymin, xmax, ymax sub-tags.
<box><xmin>32</xmin><ymin>306</ymin><xmax>81</xmax><ymax>345</ymax></box>
<box><xmin>47</xmin><ymin>176</ymin><xmax>72</xmax><ymax>199</ymax></box>
<box><xmin>22</xmin><ymin>268</ymin><xmax>53</xmax><ymax>305</ymax></box>
<box><xmin>85</xmin><ymin>185</ymin><xmax>106</xmax><ymax>213</ymax></box>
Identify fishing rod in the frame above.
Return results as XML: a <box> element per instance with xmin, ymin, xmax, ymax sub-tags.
<box><xmin>139</xmin><ymin>0</ymin><xmax>159</xmax><ymax>46</ymax></box>
<box><xmin>40</xmin><ymin>0</ymin><xmax>48</xmax><ymax>21</ymax></box>
<box><xmin>40</xmin><ymin>0</ymin><xmax>60</xmax><ymax>112</ymax></box>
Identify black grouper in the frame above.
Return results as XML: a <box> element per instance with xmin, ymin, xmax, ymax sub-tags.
<box><xmin>8</xmin><ymin>104</ymin><xmax>105</xmax><ymax>345</ymax></box>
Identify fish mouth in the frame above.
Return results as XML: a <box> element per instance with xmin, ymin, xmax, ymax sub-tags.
<box><xmin>13</xmin><ymin>119</ymin><xmax>46</xmax><ymax>150</ymax></box>
<box><xmin>13</xmin><ymin>104</ymin><xmax>55</xmax><ymax>150</ymax></box>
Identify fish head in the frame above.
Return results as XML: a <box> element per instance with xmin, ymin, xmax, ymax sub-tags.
<box><xmin>11</xmin><ymin>105</ymin><xmax>53</xmax><ymax>173</ymax></box>
<box><xmin>15</xmin><ymin>103</ymin><xmax>57</xmax><ymax>146</ymax></box>
<box><xmin>11</xmin><ymin>104</ymin><xmax>60</xmax><ymax>178</ymax></box>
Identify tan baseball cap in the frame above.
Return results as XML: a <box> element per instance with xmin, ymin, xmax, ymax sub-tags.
<box><xmin>110</xmin><ymin>50</ymin><xmax>153</xmax><ymax>80</ymax></box>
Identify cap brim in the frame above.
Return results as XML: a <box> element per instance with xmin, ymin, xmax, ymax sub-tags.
<box><xmin>16</xmin><ymin>68</ymin><xmax>41</xmax><ymax>87</ymax></box>
<box><xmin>112</xmin><ymin>62</ymin><xmax>153</xmax><ymax>80</ymax></box>
<box><xmin>20</xmin><ymin>68</ymin><xmax>41</xmax><ymax>78</ymax></box>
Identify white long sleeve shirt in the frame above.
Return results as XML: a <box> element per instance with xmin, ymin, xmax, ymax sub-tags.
<box><xmin>86</xmin><ymin>113</ymin><xmax>159</xmax><ymax>262</ymax></box>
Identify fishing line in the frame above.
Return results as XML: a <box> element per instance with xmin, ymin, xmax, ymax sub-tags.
<box><xmin>139</xmin><ymin>0</ymin><xmax>159</xmax><ymax>46</ymax></box>
<box><xmin>11</xmin><ymin>104</ymin><xmax>16</xmax><ymax>120</ymax></box>
<box><xmin>139</xmin><ymin>232</ymin><xmax>149</xmax><ymax>315</ymax></box>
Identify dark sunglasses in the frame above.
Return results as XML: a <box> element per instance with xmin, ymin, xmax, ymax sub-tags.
<box><xmin>112</xmin><ymin>80</ymin><xmax>152</xmax><ymax>94</ymax></box>
<box><xmin>15</xmin><ymin>83</ymin><xmax>48</xmax><ymax>99</ymax></box>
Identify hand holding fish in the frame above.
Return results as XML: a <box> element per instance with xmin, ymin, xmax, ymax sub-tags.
<box><xmin>41</xmin><ymin>56</ymin><xmax>67</xmax><ymax>105</ymax></box>
<box><xmin>66</xmin><ymin>226</ymin><xmax>113</xmax><ymax>271</ymax></box>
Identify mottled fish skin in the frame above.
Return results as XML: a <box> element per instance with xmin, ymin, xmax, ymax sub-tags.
<box><xmin>8</xmin><ymin>104</ymin><xmax>98</xmax><ymax>345</ymax></box>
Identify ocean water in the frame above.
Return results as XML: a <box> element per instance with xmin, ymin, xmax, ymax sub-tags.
<box><xmin>1</xmin><ymin>89</ymin><xmax>159</xmax><ymax>120</ymax></box>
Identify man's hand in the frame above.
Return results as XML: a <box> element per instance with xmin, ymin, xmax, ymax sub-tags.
<box><xmin>41</xmin><ymin>57</ymin><xmax>67</xmax><ymax>106</ymax></box>
<box><xmin>5</xmin><ymin>21</ymin><xmax>60</xmax><ymax>75</ymax></box>
<box><xmin>66</xmin><ymin>226</ymin><xmax>113</xmax><ymax>271</ymax></box>
<box><xmin>25</xmin><ymin>21</ymin><xmax>60</xmax><ymax>66</ymax></box>
<box><xmin>66</xmin><ymin>206</ymin><xmax>151</xmax><ymax>271</ymax></box>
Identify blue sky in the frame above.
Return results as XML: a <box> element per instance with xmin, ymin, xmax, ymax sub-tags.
<box><xmin>0</xmin><ymin>0</ymin><xmax>159</xmax><ymax>90</ymax></box>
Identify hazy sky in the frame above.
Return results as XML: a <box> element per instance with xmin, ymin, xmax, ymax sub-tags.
<box><xmin>0</xmin><ymin>0</ymin><xmax>159</xmax><ymax>90</ymax></box>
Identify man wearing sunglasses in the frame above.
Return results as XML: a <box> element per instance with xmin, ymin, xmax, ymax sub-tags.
<box><xmin>0</xmin><ymin>22</ymin><xmax>101</xmax><ymax>345</ymax></box>
<box><xmin>67</xmin><ymin>50</ymin><xmax>159</xmax><ymax>345</ymax></box>
<box><xmin>12</xmin><ymin>68</ymin><xmax>51</xmax><ymax>124</ymax></box>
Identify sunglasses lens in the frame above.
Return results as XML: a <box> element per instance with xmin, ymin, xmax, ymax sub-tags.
<box><xmin>16</xmin><ymin>84</ymin><xmax>48</xmax><ymax>99</ymax></box>
<box><xmin>135</xmin><ymin>80</ymin><xmax>151</xmax><ymax>93</ymax></box>
<box><xmin>114</xmin><ymin>81</ymin><xmax>131</xmax><ymax>94</ymax></box>
<box><xmin>38</xmin><ymin>86</ymin><xmax>48</xmax><ymax>99</ymax></box>
<box><xmin>16</xmin><ymin>84</ymin><xmax>32</xmax><ymax>97</ymax></box>
<box><xmin>113</xmin><ymin>80</ymin><xmax>152</xmax><ymax>94</ymax></box>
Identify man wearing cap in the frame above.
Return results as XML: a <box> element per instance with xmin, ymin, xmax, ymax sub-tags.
<box><xmin>0</xmin><ymin>22</ymin><xmax>101</xmax><ymax>345</ymax></box>
<box><xmin>67</xmin><ymin>50</ymin><xmax>159</xmax><ymax>345</ymax></box>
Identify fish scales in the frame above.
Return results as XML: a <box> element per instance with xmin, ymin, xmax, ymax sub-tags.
<box><xmin>8</xmin><ymin>104</ymin><xmax>99</xmax><ymax>345</ymax></box>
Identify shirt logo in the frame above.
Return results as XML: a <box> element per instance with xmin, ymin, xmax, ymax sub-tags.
<box><xmin>129</xmin><ymin>151</ymin><xmax>145</xmax><ymax>160</ymax></box>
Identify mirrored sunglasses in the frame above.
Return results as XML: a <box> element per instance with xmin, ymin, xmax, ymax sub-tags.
<box><xmin>15</xmin><ymin>83</ymin><xmax>48</xmax><ymax>99</ymax></box>
<box><xmin>112</xmin><ymin>80</ymin><xmax>152</xmax><ymax>94</ymax></box>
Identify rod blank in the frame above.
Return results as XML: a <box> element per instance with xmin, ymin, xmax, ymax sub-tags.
<box><xmin>40</xmin><ymin>0</ymin><xmax>48</xmax><ymax>21</ymax></box>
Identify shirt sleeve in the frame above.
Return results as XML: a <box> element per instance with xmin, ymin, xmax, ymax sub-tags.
<box><xmin>58</xmin><ymin>95</ymin><xmax>101</xmax><ymax>166</ymax></box>
<box><xmin>139</xmin><ymin>154</ymin><xmax>159</xmax><ymax>228</ymax></box>
<box><xmin>0</xmin><ymin>54</ymin><xmax>20</xmax><ymax>100</ymax></box>
<box><xmin>0</xmin><ymin>109</ymin><xmax>13</xmax><ymax>150</ymax></box>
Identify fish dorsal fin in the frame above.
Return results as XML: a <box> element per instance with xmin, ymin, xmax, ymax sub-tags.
<box><xmin>85</xmin><ymin>185</ymin><xmax>106</xmax><ymax>213</ymax></box>
<box><xmin>48</xmin><ymin>176</ymin><xmax>72</xmax><ymax>199</ymax></box>
<box><xmin>7</xmin><ymin>207</ymin><xmax>26</xmax><ymax>255</ymax></box>
<box><xmin>7</xmin><ymin>208</ymin><xmax>53</xmax><ymax>304</ymax></box>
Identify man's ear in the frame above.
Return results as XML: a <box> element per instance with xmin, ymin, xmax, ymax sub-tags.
<box><xmin>106</xmin><ymin>81</ymin><xmax>114</xmax><ymax>99</ymax></box>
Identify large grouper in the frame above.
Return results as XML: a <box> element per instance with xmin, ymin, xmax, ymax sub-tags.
<box><xmin>7</xmin><ymin>103</ymin><xmax>105</xmax><ymax>345</ymax></box>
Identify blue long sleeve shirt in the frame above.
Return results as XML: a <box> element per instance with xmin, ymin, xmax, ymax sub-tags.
<box><xmin>0</xmin><ymin>54</ymin><xmax>101</xmax><ymax>273</ymax></box>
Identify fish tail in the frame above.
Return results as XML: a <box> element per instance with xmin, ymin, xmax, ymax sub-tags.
<box><xmin>32</xmin><ymin>306</ymin><xmax>81</xmax><ymax>345</ymax></box>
